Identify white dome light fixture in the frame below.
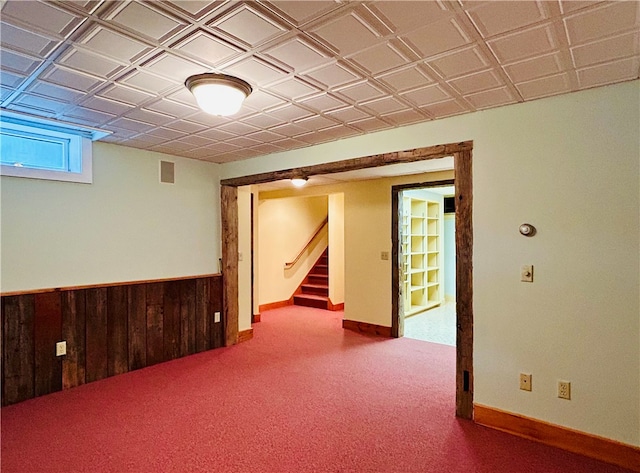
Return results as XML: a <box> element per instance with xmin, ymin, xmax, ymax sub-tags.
<box><xmin>185</xmin><ymin>73</ymin><xmax>252</xmax><ymax>116</ymax></box>
<box><xmin>291</xmin><ymin>176</ymin><xmax>308</xmax><ymax>187</ymax></box>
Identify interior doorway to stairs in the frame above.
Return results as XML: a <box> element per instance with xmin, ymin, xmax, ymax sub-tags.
<box><xmin>253</xmin><ymin>191</ymin><xmax>345</xmax><ymax>317</ymax></box>
<box><xmin>399</xmin><ymin>184</ymin><xmax>456</xmax><ymax>346</ymax></box>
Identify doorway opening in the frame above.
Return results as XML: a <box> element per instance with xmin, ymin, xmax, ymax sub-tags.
<box><xmin>222</xmin><ymin>141</ymin><xmax>473</xmax><ymax>419</ymax></box>
<box><xmin>399</xmin><ymin>184</ymin><xmax>456</xmax><ymax>346</ymax></box>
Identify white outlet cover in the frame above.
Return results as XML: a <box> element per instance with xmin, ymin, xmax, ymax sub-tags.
<box><xmin>56</xmin><ymin>341</ymin><xmax>67</xmax><ymax>356</ymax></box>
<box><xmin>214</xmin><ymin>311</ymin><xmax>221</xmax><ymax>323</ymax></box>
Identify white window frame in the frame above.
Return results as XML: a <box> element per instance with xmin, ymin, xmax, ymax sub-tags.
<box><xmin>0</xmin><ymin>112</ymin><xmax>109</xmax><ymax>184</ymax></box>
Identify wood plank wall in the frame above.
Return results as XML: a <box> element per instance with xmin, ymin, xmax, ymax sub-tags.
<box><xmin>1</xmin><ymin>275</ymin><xmax>223</xmax><ymax>406</ymax></box>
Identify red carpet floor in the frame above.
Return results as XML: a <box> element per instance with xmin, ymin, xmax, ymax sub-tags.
<box><xmin>1</xmin><ymin>306</ymin><xmax>632</xmax><ymax>472</ymax></box>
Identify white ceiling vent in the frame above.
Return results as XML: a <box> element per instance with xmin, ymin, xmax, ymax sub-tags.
<box><xmin>160</xmin><ymin>161</ymin><xmax>175</xmax><ymax>184</ymax></box>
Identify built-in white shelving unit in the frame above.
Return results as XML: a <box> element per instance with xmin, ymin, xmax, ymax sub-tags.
<box><xmin>402</xmin><ymin>195</ymin><xmax>442</xmax><ymax>317</ymax></box>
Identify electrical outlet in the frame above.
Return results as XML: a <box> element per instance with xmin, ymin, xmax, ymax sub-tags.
<box><xmin>519</xmin><ymin>373</ymin><xmax>532</xmax><ymax>391</ymax></box>
<box><xmin>381</xmin><ymin>251</ymin><xmax>389</xmax><ymax>261</ymax></box>
<box><xmin>558</xmin><ymin>381</ymin><xmax>571</xmax><ymax>400</ymax></box>
<box><xmin>521</xmin><ymin>265</ymin><xmax>534</xmax><ymax>282</ymax></box>
<box><xmin>214</xmin><ymin>311</ymin><xmax>221</xmax><ymax>323</ymax></box>
<box><xmin>56</xmin><ymin>341</ymin><xmax>66</xmax><ymax>357</ymax></box>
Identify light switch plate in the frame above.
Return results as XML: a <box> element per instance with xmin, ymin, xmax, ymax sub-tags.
<box><xmin>214</xmin><ymin>311</ymin><xmax>221</xmax><ymax>323</ymax></box>
<box><xmin>56</xmin><ymin>341</ymin><xmax>67</xmax><ymax>357</ymax></box>
<box><xmin>521</xmin><ymin>265</ymin><xmax>533</xmax><ymax>282</ymax></box>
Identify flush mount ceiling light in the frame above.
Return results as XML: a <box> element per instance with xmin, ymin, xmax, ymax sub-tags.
<box><xmin>185</xmin><ymin>73</ymin><xmax>252</xmax><ymax>116</ymax></box>
<box><xmin>291</xmin><ymin>176</ymin><xmax>308</xmax><ymax>187</ymax></box>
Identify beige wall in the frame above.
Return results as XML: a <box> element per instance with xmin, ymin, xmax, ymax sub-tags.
<box><xmin>222</xmin><ymin>81</ymin><xmax>640</xmax><ymax>447</ymax></box>
<box><xmin>257</xmin><ymin>194</ymin><xmax>328</xmax><ymax>306</ymax></box>
<box><xmin>328</xmin><ymin>193</ymin><xmax>344</xmax><ymax>306</ymax></box>
<box><xmin>1</xmin><ymin>142</ymin><xmax>220</xmax><ymax>292</ymax></box>
<box><xmin>237</xmin><ymin>186</ymin><xmax>253</xmax><ymax>331</ymax></box>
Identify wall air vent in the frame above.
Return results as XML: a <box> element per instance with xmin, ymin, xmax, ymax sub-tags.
<box><xmin>160</xmin><ymin>160</ymin><xmax>175</xmax><ymax>184</ymax></box>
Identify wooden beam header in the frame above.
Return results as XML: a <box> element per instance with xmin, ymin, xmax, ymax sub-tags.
<box><xmin>220</xmin><ymin>141</ymin><xmax>472</xmax><ymax>187</ymax></box>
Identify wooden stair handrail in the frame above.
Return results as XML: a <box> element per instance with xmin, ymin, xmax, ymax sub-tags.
<box><xmin>284</xmin><ymin>217</ymin><xmax>328</xmax><ymax>269</ymax></box>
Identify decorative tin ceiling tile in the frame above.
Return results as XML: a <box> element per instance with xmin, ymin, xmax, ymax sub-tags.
<box><xmin>326</xmin><ymin>106</ymin><xmax>370</xmax><ymax>123</ymax></box>
<box><xmin>368</xmin><ymin>1</ymin><xmax>451</xmax><ymax>35</ymax></box>
<box><xmin>564</xmin><ymin>2</ymin><xmax>639</xmax><ymax>45</ymax></box>
<box><xmin>1</xmin><ymin>1</ymin><xmax>85</xmax><ymax>39</ymax></box>
<box><xmin>570</xmin><ymin>31</ymin><xmax>639</xmax><ymax>68</ymax></box>
<box><xmin>350</xmin><ymin>116</ymin><xmax>392</xmax><ymax>132</ymax></box>
<box><xmin>503</xmin><ymin>52</ymin><xmax>564</xmax><ymax>83</ymax></box>
<box><xmin>26</xmin><ymin>81</ymin><xmax>85</xmax><ymax>102</ymax></box>
<box><xmin>81</xmin><ymin>96</ymin><xmax>134</xmax><ymax>115</ymax></box>
<box><xmin>141</xmin><ymin>53</ymin><xmax>208</xmax><ymax>82</ymax></box>
<box><xmin>421</xmin><ymin>99</ymin><xmax>468</xmax><ymax>119</ymax></box>
<box><xmin>428</xmin><ymin>46</ymin><xmax>491</xmax><ymax>80</ymax></box>
<box><xmin>335</xmin><ymin>81</ymin><xmax>385</xmax><ymax>103</ymax></box>
<box><xmin>516</xmin><ymin>73</ymin><xmax>571</xmax><ymax>99</ymax></box>
<box><xmin>117</xmin><ymin>70</ymin><xmax>179</xmax><ymax>94</ymax></box>
<box><xmin>292</xmin><ymin>115</ymin><xmax>339</xmax><ymax>132</ymax></box>
<box><xmin>465</xmin><ymin>1</ymin><xmax>548</xmax><ymax>38</ymax></box>
<box><xmin>97</xmin><ymin>84</ymin><xmax>155</xmax><ymax>105</ymax></box>
<box><xmin>311</xmin><ymin>11</ymin><xmax>381</xmax><ymax>56</ymax></box>
<box><xmin>40</xmin><ymin>65</ymin><xmax>103</xmax><ymax>92</ymax></box>
<box><xmin>125</xmin><ymin>108</ymin><xmax>175</xmax><ymax>126</ymax></box>
<box><xmin>267</xmin><ymin>104</ymin><xmax>313</xmax><ymax>122</ymax></box>
<box><xmin>264</xmin><ymin>36</ymin><xmax>332</xmax><ymax>73</ymax></box>
<box><xmin>449</xmin><ymin>69</ymin><xmax>504</xmax><ymax>95</ymax></box>
<box><xmin>377</xmin><ymin>66</ymin><xmax>433</xmax><ymax>93</ymax></box>
<box><xmin>382</xmin><ymin>108</ymin><xmax>428</xmax><ymax>126</ymax></box>
<box><xmin>361</xmin><ymin>96</ymin><xmax>408</xmax><ymax>115</ymax></box>
<box><xmin>0</xmin><ymin>48</ymin><xmax>42</xmax><ymax>75</ymax></box>
<box><xmin>224</xmin><ymin>57</ymin><xmax>287</xmax><ymax>86</ymax></box>
<box><xmin>298</xmin><ymin>93</ymin><xmax>348</xmax><ymax>113</ymax></box>
<box><xmin>62</xmin><ymin>106</ymin><xmax>116</xmax><ymax>124</ymax></box>
<box><xmin>268</xmin><ymin>77</ymin><xmax>319</xmax><ymax>100</ymax></box>
<box><xmin>465</xmin><ymin>87</ymin><xmax>516</xmax><ymax>109</ymax></box>
<box><xmin>302</xmin><ymin>62</ymin><xmax>362</xmax><ymax>89</ymax></box>
<box><xmin>105</xmin><ymin>2</ymin><xmax>187</xmax><ymax>43</ymax></box>
<box><xmin>577</xmin><ymin>56</ymin><xmax>640</xmax><ymax>88</ymax></box>
<box><xmin>488</xmin><ymin>23</ymin><xmax>557</xmax><ymax>63</ymax></box>
<box><xmin>162</xmin><ymin>1</ymin><xmax>225</xmax><ymax>20</ymax></box>
<box><xmin>0</xmin><ymin>22</ymin><xmax>60</xmax><ymax>58</ymax></box>
<box><xmin>269</xmin><ymin>122</ymin><xmax>309</xmax><ymax>137</ymax></box>
<box><xmin>56</xmin><ymin>47</ymin><xmax>126</xmax><ymax>79</ymax></box>
<box><xmin>171</xmin><ymin>30</ymin><xmax>243</xmax><ymax>66</ymax></box>
<box><xmin>210</xmin><ymin>4</ymin><xmax>287</xmax><ymax>47</ymax></box>
<box><xmin>401</xmin><ymin>85</ymin><xmax>451</xmax><ymax>107</ymax></box>
<box><xmin>77</xmin><ymin>25</ymin><xmax>153</xmax><ymax>64</ymax></box>
<box><xmin>262</xmin><ymin>1</ymin><xmax>342</xmax><ymax>27</ymax></box>
<box><xmin>402</xmin><ymin>18</ymin><xmax>470</xmax><ymax>59</ymax></box>
<box><xmin>349</xmin><ymin>42</ymin><xmax>410</xmax><ymax>75</ymax></box>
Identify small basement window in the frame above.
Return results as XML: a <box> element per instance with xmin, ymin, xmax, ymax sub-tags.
<box><xmin>0</xmin><ymin>112</ymin><xmax>110</xmax><ymax>184</ymax></box>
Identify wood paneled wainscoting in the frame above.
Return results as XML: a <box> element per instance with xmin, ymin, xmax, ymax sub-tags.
<box><xmin>1</xmin><ymin>275</ymin><xmax>223</xmax><ymax>407</ymax></box>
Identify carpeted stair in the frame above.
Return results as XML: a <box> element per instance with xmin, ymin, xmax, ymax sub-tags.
<box><xmin>293</xmin><ymin>249</ymin><xmax>329</xmax><ymax>309</ymax></box>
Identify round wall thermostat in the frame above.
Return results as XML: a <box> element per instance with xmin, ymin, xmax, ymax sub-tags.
<box><xmin>519</xmin><ymin>223</ymin><xmax>536</xmax><ymax>237</ymax></box>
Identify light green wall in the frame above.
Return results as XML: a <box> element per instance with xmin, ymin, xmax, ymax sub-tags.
<box><xmin>0</xmin><ymin>142</ymin><xmax>220</xmax><ymax>292</ymax></box>
<box><xmin>223</xmin><ymin>81</ymin><xmax>640</xmax><ymax>447</ymax></box>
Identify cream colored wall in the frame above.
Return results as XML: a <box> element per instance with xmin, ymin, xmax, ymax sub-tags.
<box><xmin>223</xmin><ymin>81</ymin><xmax>640</xmax><ymax>447</ymax></box>
<box><xmin>328</xmin><ymin>193</ymin><xmax>344</xmax><ymax>305</ymax></box>
<box><xmin>1</xmin><ymin>142</ymin><xmax>220</xmax><ymax>293</ymax></box>
<box><xmin>237</xmin><ymin>186</ymin><xmax>252</xmax><ymax>331</ymax></box>
<box><xmin>257</xmin><ymin>194</ymin><xmax>328</xmax><ymax>305</ymax></box>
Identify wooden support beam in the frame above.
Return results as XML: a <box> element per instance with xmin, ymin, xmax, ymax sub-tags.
<box><xmin>221</xmin><ymin>185</ymin><xmax>239</xmax><ymax>346</ymax></box>
<box><xmin>454</xmin><ymin>149</ymin><xmax>473</xmax><ymax>420</ymax></box>
<box><xmin>221</xmin><ymin>141</ymin><xmax>472</xmax><ymax>187</ymax></box>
